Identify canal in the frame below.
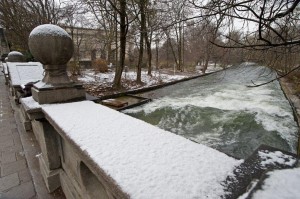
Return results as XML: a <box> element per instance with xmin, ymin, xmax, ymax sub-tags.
<box><xmin>124</xmin><ymin>63</ymin><xmax>298</xmax><ymax>159</ymax></box>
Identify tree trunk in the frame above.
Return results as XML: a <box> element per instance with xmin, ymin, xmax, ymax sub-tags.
<box><xmin>177</xmin><ymin>25</ymin><xmax>182</xmax><ymax>71</ymax></box>
<box><xmin>136</xmin><ymin>0</ymin><xmax>146</xmax><ymax>84</ymax></box>
<box><xmin>136</xmin><ymin>34</ymin><xmax>144</xmax><ymax>84</ymax></box>
<box><xmin>168</xmin><ymin>37</ymin><xmax>179</xmax><ymax>69</ymax></box>
<box><xmin>145</xmin><ymin>31</ymin><xmax>152</xmax><ymax>76</ymax></box>
<box><xmin>113</xmin><ymin>1</ymin><xmax>127</xmax><ymax>88</ymax></box>
<box><xmin>155</xmin><ymin>39</ymin><xmax>159</xmax><ymax>70</ymax></box>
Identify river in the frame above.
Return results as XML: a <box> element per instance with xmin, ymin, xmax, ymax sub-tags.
<box><xmin>124</xmin><ymin>63</ymin><xmax>298</xmax><ymax>159</ymax></box>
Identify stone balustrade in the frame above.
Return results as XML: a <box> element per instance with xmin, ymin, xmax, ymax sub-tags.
<box><xmin>0</xmin><ymin>23</ymin><xmax>297</xmax><ymax>199</ymax></box>
<box><xmin>17</xmin><ymin>24</ymin><xmax>241</xmax><ymax>198</ymax></box>
<box><xmin>6</xmin><ymin>62</ymin><xmax>43</xmax><ymax>103</ymax></box>
<box><xmin>20</xmin><ymin>97</ymin><xmax>240</xmax><ymax>199</ymax></box>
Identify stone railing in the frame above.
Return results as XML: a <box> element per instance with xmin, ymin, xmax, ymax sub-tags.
<box><xmin>19</xmin><ymin>24</ymin><xmax>241</xmax><ymax>199</ymax></box>
<box><xmin>21</xmin><ymin>97</ymin><xmax>241</xmax><ymax>199</ymax></box>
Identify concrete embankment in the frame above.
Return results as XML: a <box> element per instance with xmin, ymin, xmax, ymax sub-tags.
<box><xmin>279</xmin><ymin>77</ymin><xmax>300</xmax><ymax>157</ymax></box>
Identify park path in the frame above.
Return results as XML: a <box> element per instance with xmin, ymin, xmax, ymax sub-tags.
<box><xmin>0</xmin><ymin>63</ymin><xmax>65</xmax><ymax>199</ymax></box>
<box><xmin>0</xmin><ymin>64</ymin><xmax>36</xmax><ymax>198</ymax></box>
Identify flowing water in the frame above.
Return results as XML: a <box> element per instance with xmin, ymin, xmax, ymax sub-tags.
<box><xmin>124</xmin><ymin>63</ymin><xmax>299</xmax><ymax>159</ymax></box>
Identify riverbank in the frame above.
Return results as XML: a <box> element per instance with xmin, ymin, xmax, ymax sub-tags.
<box><xmin>279</xmin><ymin>77</ymin><xmax>300</xmax><ymax>156</ymax></box>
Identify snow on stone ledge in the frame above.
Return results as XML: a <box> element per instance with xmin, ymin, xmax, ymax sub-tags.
<box><xmin>7</xmin><ymin>62</ymin><xmax>43</xmax><ymax>86</ymax></box>
<box><xmin>42</xmin><ymin>101</ymin><xmax>241</xmax><ymax>199</ymax></box>
<box><xmin>20</xmin><ymin>96</ymin><xmax>41</xmax><ymax>110</ymax></box>
<box><xmin>251</xmin><ymin>168</ymin><xmax>300</xmax><ymax>199</ymax></box>
<box><xmin>258</xmin><ymin>150</ymin><xmax>297</xmax><ymax>168</ymax></box>
<box><xmin>8</xmin><ymin>51</ymin><xmax>23</xmax><ymax>56</ymax></box>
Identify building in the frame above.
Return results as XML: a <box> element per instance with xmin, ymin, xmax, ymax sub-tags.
<box><xmin>63</xmin><ymin>26</ymin><xmax>118</xmax><ymax>68</ymax></box>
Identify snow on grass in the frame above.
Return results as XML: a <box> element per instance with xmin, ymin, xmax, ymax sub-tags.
<box><xmin>42</xmin><ymin>101</ymin><xmax>242</xmax><ymax>199</ymax></box>
<box><xmin>78</xmin><ymin>64</ymin><xmax>226</xmax><ymax>91</ymax></box>
<box><xmin>251</xmin><ymin>168</ymin><xmax>300</xmax><ymax>199</ymax></box>
<box><xmin>258</xmin><ymin>150</ymin><xmax>297</xmax><ymax>168</ymax></box>
<box><xmin>78</xmin><ymin>70</ymin><xmax>188</xmax><ymax>89</ymax></box>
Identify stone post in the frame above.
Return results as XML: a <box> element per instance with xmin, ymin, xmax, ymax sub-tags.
<box><xmin>28</xmin><ymin>24</ymin><xmax>86</xmax><ymax>104</ymax></box>
<box><xmin>6</xmin><ymin>51</ymin><xmax>25</xmax><ymax>62</ymax></box>
<box><xmin>22</xmin><ymin>24</ymin><xmax>86</xmax><ymax>192</ymax></box>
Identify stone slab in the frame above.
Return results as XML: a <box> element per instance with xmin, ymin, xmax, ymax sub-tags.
<box><xmin>0</xmin><ymin>145</ymin><xmax>23</xmax><ymax>154</ymax></box>
<box><xmin>1</xmin><ymin>151</ymin><xmax>16</xmax><ymax>164</ymax></box>
<box><xmin>32</xmin><ymin>86</ymin><xmax>86</xmax><ymax>104</ymax></box>
<box><xmin>1</xmin><ymin>159</ymin><xmax>27</xmax><ymax>177</ymax></box>
<box><xmin>38</xmin><ymin>156</ymin><xmax>61</xmax><ymax>193</ymax></box>
<box><xmin>0</xmin><ymin>180</ymin><xmax>36</xmax><ymax>199</ymax></box>
<box><xmin>6</xmin><ymin>62</ymin><xmax>43</xmax><ymax>87</ymax></box>
<box><xmin>60</xmin><ymin>170</ymin><xmax>82</xmax><ymax>199</ymax></box>
<box><xmin>0</xmin><ymin>173</ymin><xmax>20</xmax><ymax>192</ymax></box>
<box><xmin>18</xmin><ymin>169</ymin><xmax>32</xmax><ymax>184</ymax></box>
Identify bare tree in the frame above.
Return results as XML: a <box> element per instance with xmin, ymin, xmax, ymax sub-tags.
<box><xmin>162</xmin><ymin>0</ymin><xmax>190</xmax><ymax>71</ymax></box>
<box><xmin>0</xmin><ymin>0</ymin><xmax>69</xmax><ymax>52</ymax></box>
<box><xmin>189</xmin><ymin>0</ymin><xmax>300</xmax><ymax>49</ymax></box>
<box><xmin>84</xmin><ymin>0</ymin><xmax>129</xmax><ymax>88</ymax></box>
<box><xmin>185</xmin><ymin>0</ymin><xmax>300</xmax><ymax>82</ymax></box>
<box><xmin>135</xmin><ymin>0</ymin><xmax>147</xmax><ymax>84</ymax></box>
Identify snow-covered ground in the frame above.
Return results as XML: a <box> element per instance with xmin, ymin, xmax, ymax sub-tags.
<box><xmin>77</xmin><ymin>64</ymin><xmax>225</xmax><ymax>91</ymax></box>
<box><xmin>78</xmin><ymin>70</ymin><xmax>189</xmax><ymax>89</ymax></box>
<box><xmin>237</xmin><ymin>150</ymin><xmax>299</xmax><ymax>199</ymax></box>
<box><xmin>251</xmin><ymin>168</ymin><xmax>300</xmax><ymax>199</ymax></box>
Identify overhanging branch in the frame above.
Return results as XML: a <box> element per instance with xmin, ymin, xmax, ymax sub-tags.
<box><xmin>247</xmin><ymin>65</ymin><xmax>300</xmax><ymax>87</ymax></box>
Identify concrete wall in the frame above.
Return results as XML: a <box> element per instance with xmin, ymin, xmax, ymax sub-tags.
<box><xmin>21</xmin><ymin>102</ymin><xmax>126</xmax><ymax>198</ymax></box>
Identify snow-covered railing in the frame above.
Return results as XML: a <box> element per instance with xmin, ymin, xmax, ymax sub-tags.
<box><xmin>7</xmin><ymin>62</ymin><xmax>43</xmax><ymax>87</ymax></box>
<box><xmin>6</xmin><ymin>61</ymin><xmax>43</xmax><ymax>103</ymax></box>
<box><xmin>19</xmin><ymin>24</ymin><xmax>241</xmax><ymax>198</ymax></box>
<box><xmin>39</xmin><ymin>100</ymin><xmax>239</xmax><ymax>198</ymax></box>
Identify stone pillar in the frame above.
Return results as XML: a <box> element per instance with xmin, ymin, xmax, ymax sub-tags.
<box><xmin>23</xmin><ymin>24</ymin><xmax>86</xmax><ymax>192</ymax></box>
<box><xmin>32</xmin><ymin>119</ymin><xmax>62</xmax><ymax>192</ymax></box>
<box><xmin>6</xmin><ymin>51</ymin><xmax>25</xmax><ymax>62</ymax></box>
<box><xmin>28</xmin><ymin>24</ymin><xmax>86</xmax><ymax>104</ymax></box>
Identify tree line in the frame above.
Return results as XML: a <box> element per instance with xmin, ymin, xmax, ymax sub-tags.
<box><xmin>1</xmin><ymin>0</ymin><xmax>300</xmax><ymax>88</ymax></box>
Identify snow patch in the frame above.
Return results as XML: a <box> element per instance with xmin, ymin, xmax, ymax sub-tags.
<box><xmin>20</xmin><ymin>96</ymin><xmax>41</xmax><ymax>110</ymax></box>
<box><xmin>79</xmin><ymin>70</ymin><xmax>188</xmax><ymax>89</ymax></box>
<box><xmin>7</xmin><ymin>62</ymin><xmax>43</xmax><ymax>86</ymax></box>
<box><xmin>8</xmin><ymin>51</ymin><xmax>23</xmax><ymax>56</ymax></box>
<box><xmin>258</xmin><ymin>150</ymin><xmax>296</xmax><ymax>168</ymax></box>
<box><xmin>30</xmin><ymin>24</ymin><xmax>70</xmax><ymax>38</ymax></box>
<box><xmin>251</xmin><ymin>168</ymin><xmax>300</xmax><ymax>199</ymax></box>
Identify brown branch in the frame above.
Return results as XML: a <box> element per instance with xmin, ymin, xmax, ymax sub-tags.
<box><xmin>247</xmin><ymin>65</ymin><xmax>300</xmax><ymax>87</ymax></box>
<box><xmin>268</xmin><ymin>0</ymin><xmax>300</xmax><ymax>21</ymax></box>
<box><xmin>211</xmin><ymin>38</ymin><xmax>300</xmax><ymax>50</ymax></box>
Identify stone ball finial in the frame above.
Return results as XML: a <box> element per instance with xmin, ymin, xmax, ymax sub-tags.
<box><xmin>7</xmin><ymin>51</ymin><xmax>24</xmax><ymax>62</ymax></box>
<box><xmin>28</xmin><ymin>24</ymin><xmax>73</xmax><ymax>65</ymax></box>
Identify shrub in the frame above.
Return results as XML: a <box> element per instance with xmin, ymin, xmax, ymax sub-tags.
<box><xmin>68</xmin><ymin>61</ymin><xmax>81</xmax><ymax>76</ymax></box>
<box><xmin>92</xmin><ymin>58</ymin><xmax>108</xmax><ymax>73</ymax></box>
